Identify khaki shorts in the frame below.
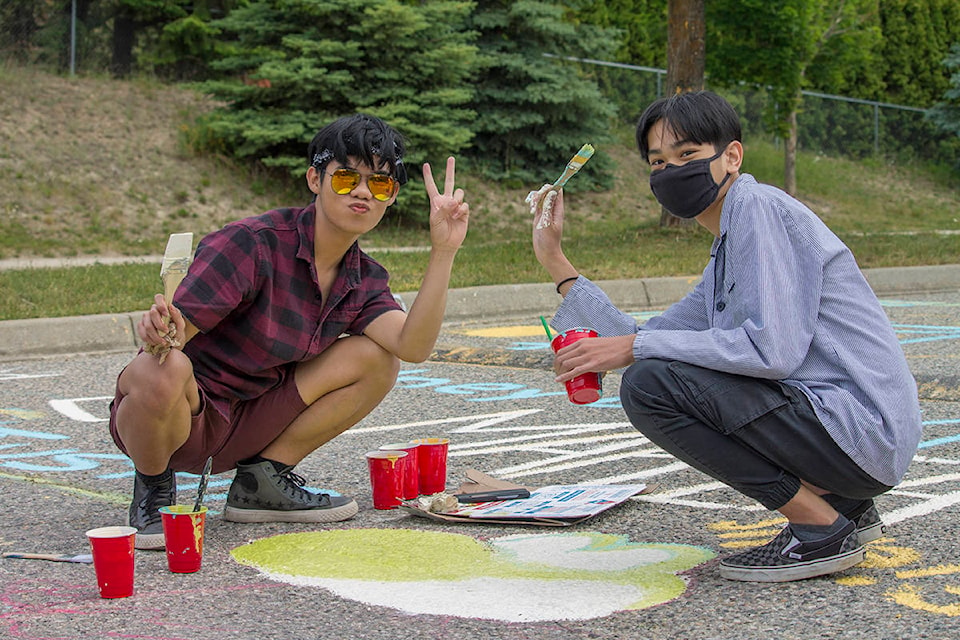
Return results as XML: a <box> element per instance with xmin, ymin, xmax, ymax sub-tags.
<box><xmin>108</xmin><ymin>373</ymin><xmax>307</xmax><ymax>475</ymax></box>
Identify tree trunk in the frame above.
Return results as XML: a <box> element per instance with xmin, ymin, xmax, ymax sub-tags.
<box><xmin>784</xmin><ymin>103</ymin><xmax>798</xmax><ymax>196</ymax></box>
<box><xmin>111</xmin><ymin>12</ymin><xmax>136</xmax><ymax>78</ymax></box>
<box><xmin>4</xmin><ymin>0</ymin><xmax>37</xmax><ymax>63</ymax></box>
<box><xmin>660</xmin><ymin>0</ymin><xmax>706</xmax><ymax>227</ymax></box>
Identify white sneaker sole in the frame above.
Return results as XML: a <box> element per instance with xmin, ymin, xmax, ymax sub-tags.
<box><xmin>719</xmin><ymin>546</ymin><xmax>866</xmax><ymax>583</ymax></box>
<box><xmin>222</xmin><ymin>499</ymin><xmax>359</xmax><ymax>523</ymax></box>
<box><xmin>134</xmin><ymin>531</ymin><xmax>165</xmax><ymax>551</ymax></box>
<box><xmin>856</xmin><ymin>520</ymin><xmax>887</xmax><ymax>544</ymax></box>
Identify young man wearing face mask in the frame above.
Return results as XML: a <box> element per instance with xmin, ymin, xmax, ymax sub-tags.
<box><xmin>529</xmin><ymin>91</ymin><xmax>921</xmax><ymax>583</ymax></box>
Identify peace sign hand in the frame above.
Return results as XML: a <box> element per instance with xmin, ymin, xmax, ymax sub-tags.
<box><xmin>422</xmin><ymin>156</ymin><xmax>470</xmax><ymax>253</ymax></box>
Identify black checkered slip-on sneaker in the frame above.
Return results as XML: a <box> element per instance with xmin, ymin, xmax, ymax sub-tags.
<box><xmin>719</xmin><ymin>520</ymin><xmax>865</xmax><ymax>582</ymax></box>
<box><xmin>846</xmin><ymin>500</ymin><xmax>887</xmax><ymax>543</ymax></box>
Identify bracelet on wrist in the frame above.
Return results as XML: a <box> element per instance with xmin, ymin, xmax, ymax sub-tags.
<box><xmin>555</xmin><ymin>276</ymin><xmax>579</xmax><ymax>294</ymax></box>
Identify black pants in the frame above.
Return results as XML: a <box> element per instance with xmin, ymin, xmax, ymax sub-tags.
<box><xmin>619</xmin><ymin>359</ymin><xmax>890</xmax><ymax>511</ymax></box>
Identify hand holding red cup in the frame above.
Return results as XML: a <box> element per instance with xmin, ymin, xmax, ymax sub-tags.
<box><xmin>550</xmin><ymin>327</ymin><xmax>603</xmax><ymax>404</ymax></box>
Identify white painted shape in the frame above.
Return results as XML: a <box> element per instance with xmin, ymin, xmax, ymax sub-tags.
<box><xmin>492</xmin><ymin>534</ymin><xmax>672</xmax><ymax>571</ymax></box>
<box><xmin>48</xmin><ymin>397</ymin><xmax>112</xmax><ymax>422</ymax></box>
<box><xmin>263</xmin><ymin>575</ymin><xmax>643</xmax><ymax>623</ymax></box>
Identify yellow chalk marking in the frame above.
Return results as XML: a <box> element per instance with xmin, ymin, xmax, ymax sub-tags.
<box><xmin>0</xmin><ymin>471</ymin><xmax>128</xmax><ymax>505</ymax></box>
<box><xmin>861</xmin><ymin>542</ymin><xmax>922</xmax><ymax>569</ymax></box>
<box><xmin>715</xmin><ymin>528</ymin><xmax>782</xmax><ymax>540</ymax></box>
<box><xmin>0</xmin><ymin>409</ymin><xmax>45</xmax><ymax>420</ymax></box>
<box><xmin>462</xmin><ymin>325</ymin><xmax>546</xmax><ymax>338</ymax></box>
<box><xmin>719</xmin><ymin>538</ymin><xmax>778</xmax><ymax>549</ymax></box>
<box><xmin>896</xmin><ymin>563</ymin><xmax>960</xmax><ymax>579</ymax></box>
<box><xmin>887</xmin><ymin>584</ymin><xmax>960</xmax><ymax>616</ymax></box>
<box><xmin>707</xmin><ymin>517</ymin><xmax>786</xmax><ymax>532</ymax></box>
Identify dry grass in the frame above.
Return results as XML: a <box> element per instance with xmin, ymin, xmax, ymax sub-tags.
<box><xmin>0</xmin><ymin>63</ymin><xmax>296</xmax><ymax>258</ymax></box>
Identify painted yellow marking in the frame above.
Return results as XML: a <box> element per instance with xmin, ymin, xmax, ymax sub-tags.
<box><xmin>860</xmin><ymin>542</ymin><xmax>923</xmax><ymax>569</ymax></box>
<box><xmin>896</xmin><ymin>563</ymin><xmax>960</xmax><ymax>579</ymax></box>
<box><xmin>461</xmin><ymin>325</ymin><xmax>546</xmax><ymax>338</ymax></box>
<box><xmin>887</xmin><ymin>584</ymin><xmax>960</xmax><ymax>616</ymax></box>
<box><xmin>720</xmin><ymin>538</ymin><xmax>778</xmax><ymax>550</ymax></box>
<box><xmin>836</xmin><ymin>576</ymin><xmax>877</xmax><ymax>586</ymax></box>
<box><xmin>707</xmin><ymin>517</ymin><xmax>786</xmax><ymax>532</ymax></box>
<box><xmin>0</xmin><ymin>471</ymin><xmax>128</xmax><ymax>505</ymax></box>
<box><xmin>0</xmin><ymin>408</ymin><xmax>45</xmax><ymax>420</ymax></box>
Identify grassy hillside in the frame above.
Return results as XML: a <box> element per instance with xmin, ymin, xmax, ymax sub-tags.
<box><xmin>1</xmin><ymin>63</ymin><xmax>958</xmax><ymax>320</ymax></box>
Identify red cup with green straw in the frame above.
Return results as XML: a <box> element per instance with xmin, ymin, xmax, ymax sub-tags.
<box><xmin>542</xmin><ymin>317</ymin><xmax>603</xmax><ymax>404</ymax></box>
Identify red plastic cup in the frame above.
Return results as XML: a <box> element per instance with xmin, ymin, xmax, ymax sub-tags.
<box><xmin>85</xmin><ymin>526</ymin><xmax>136</xmax><ymax>598</ymax></box>
<box><xmin>158</xmin><ymin>505</ymin><xmax>207</xmax><ymax>573</ymax></box>
<box><xmin>366</xmin><ymin>450</ymin><xmax>409</xmax><ymax>509</ymax></box>
<box><xmin>379</xmin><ymin>442</ymin><xmax>420</xmax><ymax>500</ymax></box>
<box><xmin>551</xmin><ymin>327</ymin><xmax>603</xmax><ymax>404</ymax></box>
<box><xmin>410</xmin><ymin>437</ymin><xmax>449</xmax><ymax>495</ymax></box>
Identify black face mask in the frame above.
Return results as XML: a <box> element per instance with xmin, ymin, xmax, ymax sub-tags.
<box><xmin>649</xmin><ymin>149</ymin><xmax>731</xmax><ymax>219</ymax></box>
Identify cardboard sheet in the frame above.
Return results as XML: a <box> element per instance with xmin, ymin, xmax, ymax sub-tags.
<box><xmin>400</xmin><ymin>469</ymin><xmax>654</xmax><ymax>527</ymax></box>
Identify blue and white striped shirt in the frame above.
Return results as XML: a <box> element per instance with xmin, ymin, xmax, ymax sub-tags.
<box><xmin>552</xmin><ymin>174</ymin><xmax>921</xmax><ymax>486</ymax></box>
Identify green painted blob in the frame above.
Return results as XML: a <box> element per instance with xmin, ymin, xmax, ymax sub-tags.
<box><xmin>231</xmin><ymin>528</ymin><xmax>717</xmax><ymax>613</ymax></box>
<box><xmin>232</xmin><ymin>529</ymin><xmax>503</xmax><ymax>582</ymax></box>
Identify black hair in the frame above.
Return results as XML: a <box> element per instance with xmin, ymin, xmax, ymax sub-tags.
<box><xmin>307</xmin><ymin>113</ymin><xmax>408</xmax><ymax>185</ymax></box>
<box><xmin>635</xmin><ymin>91</ymin><xmax>742</xmax><ymax>163</ymax></box>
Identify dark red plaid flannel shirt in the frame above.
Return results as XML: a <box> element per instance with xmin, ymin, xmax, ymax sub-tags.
<box><xmin>174</xmin><ymin>202</ymin><xmax>402</xmax><ymax>419</ymax></box>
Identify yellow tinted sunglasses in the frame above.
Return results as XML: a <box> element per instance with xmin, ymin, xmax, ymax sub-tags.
<box><xmin>327</xmin><ymin>168</ymin><xmax>398</xmax><ymax>201</ymax></box>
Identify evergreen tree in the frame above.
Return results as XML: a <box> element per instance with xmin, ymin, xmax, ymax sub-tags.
<box><xmin>928</xmin><ymin>43</ymin><xmax>960</xmax><ymax>162</ymax></box>
<box><xmin>465</xmin><ymin>0</ymin><xmax>621</xmax><ymax>189</ymax></box>
<box><xmin>576</xmin><ymin>0</ymin><xmax>666</xmax><ymax>68</ymax></box>
<box><xmin>879</xmin><ymin>0</ymin><xmax>960</xmax><ymax>107</ymax></box>
<box><xmin>193</xmin><ymin>0</ymin><xmax>478</xmax><ymax>221</ymax></box>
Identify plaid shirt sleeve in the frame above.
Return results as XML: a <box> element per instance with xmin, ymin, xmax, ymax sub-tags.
<box><xmin>175</xmin><ymin>223</ymin><xmax>259</xmax><ymax>333</ymax></box>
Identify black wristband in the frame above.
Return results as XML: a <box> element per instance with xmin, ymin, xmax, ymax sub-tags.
<box><xmin>555</xmin><ymin>276</ymin><xmax>579</xmax><ymax>294</ymax></box>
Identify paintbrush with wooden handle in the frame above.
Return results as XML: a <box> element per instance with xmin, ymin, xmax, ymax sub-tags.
<box><xmin>527</xmin><ymin>143</ymin><xmax>596</xmax><ymax>229</ymax></box>
<box><xmin>145</xmin><ymin>232</ymin><xmax>193</xmax><ymax>363</ymax></box>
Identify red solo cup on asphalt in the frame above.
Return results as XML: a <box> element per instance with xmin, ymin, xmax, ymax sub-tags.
<box><xmin>410</xmin><ymin>437</ymin><xmax>450</xmax><ymax>495</ymax></box>
<box><xmin>366</xmin><ymin>450</ymin><xmax>409</xmax><ymax>509</ymax></box>
<box><xmin>158</xmin><ymin>505</ymin><xmax>207</xmax><ymax>573</ymax></box>
<box><xmin>379</xmin><ymin>442</ymin><xmax>420</xmax><ymax>500</ymax></box>
<box><xmin>85</xmin><ymin>525</ymin><xmax>136</xmax><ymax>598</ymax></box>
<box><xmin>551</xmin><ymin>327</ymin><xmax>603</xmax><ymax>404</ymax></box>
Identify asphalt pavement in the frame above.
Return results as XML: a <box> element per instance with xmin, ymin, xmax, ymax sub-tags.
<box><xmin>0</xmin><ymin>264</ymin><xmax>958</xmax><ymax>640</ymax></box>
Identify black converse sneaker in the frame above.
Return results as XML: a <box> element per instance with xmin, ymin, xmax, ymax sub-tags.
<box><xmin>223</xmin><ymin>460</ymin><xmax>358</xmax><ymax>523</ymax></box>
<box><xmin>719</xmin><ymin>520</ymin><xmax>865</xmax><ymax>582</ymax></box>
<box><xmin>127</xmin><ymin>469</ymin><xmax>177</xmax><ymax>550</ymax></box>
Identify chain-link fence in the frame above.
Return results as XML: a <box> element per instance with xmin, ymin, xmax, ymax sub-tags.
<box><xmin>552</xmin><ymin>54</ymin><xmax>959</xmax><ymax>168</ymax></box>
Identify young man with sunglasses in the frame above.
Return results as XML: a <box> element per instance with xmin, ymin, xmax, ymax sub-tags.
<box><xmin>530</xmin><ymin>91</ymin><xmax>921</xmax><ymax>582</ymax></box>
<box><xmin>109</xmin><ymin>113</ymin><xmax>470</xmax><ymax>549</ymax></box>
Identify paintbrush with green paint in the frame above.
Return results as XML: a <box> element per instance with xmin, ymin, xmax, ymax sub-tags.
<box><xmin>532</xmin><ymin>143</ymin><xmax>596</xmax><ymax>229</ymax></box>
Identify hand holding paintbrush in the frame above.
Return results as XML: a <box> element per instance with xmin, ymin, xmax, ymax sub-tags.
<box><xmin>144</xmin><ymin>233</ymin><xmax>193</xmax><ymax>364</ymax></box>
<box><xmin>526</xmin><ymin>143</ymin><xmax>595</xmax><ymax>229</ymax></box>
